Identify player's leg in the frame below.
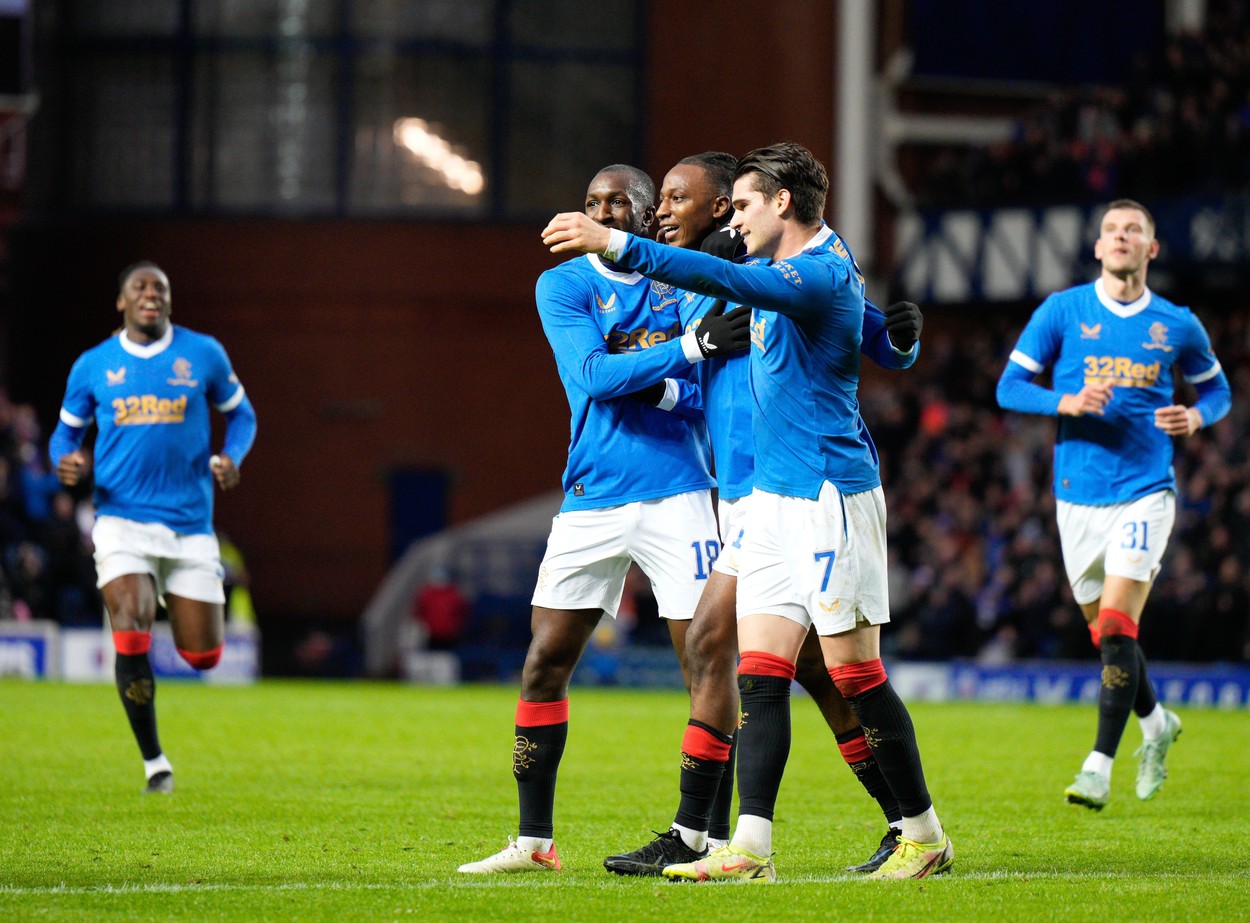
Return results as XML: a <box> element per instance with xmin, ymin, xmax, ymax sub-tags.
<box><xmin>102</xmin><ymin>573</ymin><xmax>171</xmax><ymax>792</ymax></box>
<box><xmin>1062</xmin><ymin>492</ymin><xmax>1177</xmax><ymax>808</ymax></box>
<box><xmin>461</xmin><ymin>505</ymin><xmax>629</xmax><ymax>874</ymax></box>
<box><xmin>606</xmin><ymin>492</ymin><xmax>731</xmax><ymax>876</ymax></box>
<box><xmin>605</xmin><ymin>569</ymin><xmax>738</xmax><ymax>875</ymax></box>
<box><xmin>92</xmin><ymin>516</ymin><xmax>173</xmax><ymax>793</ymax></box>
<box><xmin>814</xmin><ymin>486</ymin><xmax>950</xmax><ymax>880</ymax></box>
<box><xmin>794</xmin><ymin>626</ymin><xmax>902</xmax><ymax>872</ymax></box>
<box><xmin>165</xmin><ymin>596</ymin><xmax>225</xmax><ymax>669</ymax></box>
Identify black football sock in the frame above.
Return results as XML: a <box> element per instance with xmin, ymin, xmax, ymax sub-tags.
<box><xmin>514</xmin><ymin>699</ymin><xmax>568</xmax><ymax>839</ymax></box>
<box><xmin>1133</xmin><ymin>644</ymin><xmax>1158</xmax><ymax>718</ymax></box>
<box><xmin>1094</xmin><ymin>634</ymin><xmax>1140</xmax><ymax>758</ymax></box>
<box><xmin>675</xmin><ymin>720</ymin><xmax>733</xmax><ymax>839</ymax></box>
<box><xmin>707</xmin><ymin>735</ymin><xmax>737</xmax><ymax>841</ymax></box>
<box><xmin>115</xmin><ymin>652</ymin><xmax>162</xmax><ymax>761</ymax></box>
<box><xmin>836</xmin><ymin>727</ymin><xmax>903</xmax><ymax>826</ymax></box>
<box><xmin>734</xmin><ymin>654</ymin><xmax>795</xmax><ymax>822</ymax></box>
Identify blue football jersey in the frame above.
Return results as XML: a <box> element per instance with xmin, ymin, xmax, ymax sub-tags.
<box><xmin>611</xmin><ymin>226</ymin><xmax>881</xmax><ymax>500</ymax></box>
<box><xmin>1005</xmin><ymin>279</ymin><xmax>1227</xmax><ymax>504</ymax></box>
<box><xmin>537</xmin><ymin>254</ymin><xmax>714</xmax><ymax>511</ymax></box>
<box><xmin>57</xmin><ymin>325</ymin><xmax>248</xmax><ymax>534</ymax></box>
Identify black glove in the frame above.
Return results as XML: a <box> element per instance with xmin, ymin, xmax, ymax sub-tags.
<box><xmin>884</xmin><ymin>300</ymin><xmax>923</xmax><ymax>352</ymax></box>
<box><xmin>696</xmin><ymin>300</ymin><xmax>751</xmax><ymax>358</ymax></box>
<box><xmin>701</xmin><ymin>226</ymin><xmax>747</xmax><ymax>263</ymax></box>
<box><xmin>624</xmin><ymin>382</ymin><xmax>666</xmax><ymax>407</ymax></box>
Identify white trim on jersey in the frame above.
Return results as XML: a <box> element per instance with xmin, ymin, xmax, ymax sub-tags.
<box><xmin>1185</xmin><ymin>361</ymin><xmax>1223</xmax><ymax>384</ymax></box>
<box><xmin>118</xmin><ymin>324</ymin><xmax>175</xmax><ymax>358</ymax></box>
<box><xmin>587</xmin><ymin>252</ymin><xmax>644</xmax><ymax>285</ymax></box>
<box><xmin>1009</xmin><ymin>349</ymin><xmax>1045</xmax><ymax>374</ymax></box>
<box><xmin>59</xmin><ymin>407</ymin><xmax>88</xmax><ymax>427</ymax></box>
<box><xmin>214</xmin><ymin>385</ymin><xmax>246</xmax><ymax>413</ymax></box>
<box><xmin>656</xmin><ymin>379</ymin><xmax>679</xmax><ymax>412</ymax></box>
<box><xmin>1094</xmin><ymin>278</ymin><xmax>1152</xmax><ymax>317</ymax></box>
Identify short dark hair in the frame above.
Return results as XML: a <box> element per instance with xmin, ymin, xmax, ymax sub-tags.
<box><xmin>118</xmin><ymin>261</ymin><xmax>166</xmax><ymax>294</ymax></box>
<box><xmin>1102</xmin><ymin>198</ymin><xmax>1156</xmax><ymax>235</ymax></box>
<box><xmin>597</xmin><ymin>164</ymin><xmax>656</xmax><ymax>216</ymax></box>
<box><xmin>734</xmin><ymin>142</ymin><xmax>828</xmax><ymax>225</ymax></box>
<box><xmin>677</xmin><ymin>151</ymin><xmax>737</xmax><ymax>199</ymax></box>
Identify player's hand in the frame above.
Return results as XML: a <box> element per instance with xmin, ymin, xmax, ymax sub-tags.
<box><xmin>56</xmin><ymin>451</ymin><xmax>86</xmax><ymax>487</ymax></box>
<box><xmin>1154</xmin><ymin>404</ymin><xmax>1202</xmax><ymax>436</ymax></box>
<box><xmin>623</xmin><ymin>382</ymin><xmax>666</xmax><ymax>407</ymax></box>
<box><xmin>210</xmin><ymin>453</ymin><xmax>240</xmax><ymax>491</ymax></box>
<box><xmin>1057</xmin><ymin>382</ymin><xmax>1114</xmax><ymax>416</ymax></box>
<box><xmin>541</xmin><ymin>213</ymin><xmax>612</xmax><ymax>255</ymax></box>
<box><xmin>701</xmin><ymin>226</ymin><xmax>746</xmax><ymax>262</ymax></box>
<box><xmin>884</xmin><ymin>301</ymin><xmax>923</xmax><ymax>351</ymax></box>
<box><xmin>696</xmin><ymin>300</ymin><xmax>751</xmax><ymax>358</ymax></box>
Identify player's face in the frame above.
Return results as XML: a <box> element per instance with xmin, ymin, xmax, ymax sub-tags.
<box><xmin>655</xmin><ymin>164</ymin><xmax>729</xmax><ymax>250</ymax></box>
<box><xmin>729</xmin><ymin>174</ymin><xmax>784</xmax><ymax>258</ymax></box>
<box><xmin>1095</xmin><ymin>208</ymin><xmax>1159</xmax><ymax>276</ymax></box>
<box><xmin>116</xmin><ymin>267</ymin><xmax>172</xmax><ymax>342</ymax></box>
<box><xmin>585</xmin><ymin>172</ymin><xmax>653</xmax><ymax>237</ymax></box>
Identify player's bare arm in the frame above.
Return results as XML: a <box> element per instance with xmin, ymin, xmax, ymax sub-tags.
<box><xmin>1058</xmin><ymin>381</ymin><xmax>1114</xmax><ymax>416</ymax></box>
<box><xmin>1153</xmin><ymin>404</ymin><xmax>1203</xmax><ymax>436</ymax></box>
<box><xmin>56</xmin><ymin>450</ymin><xmax>86</xmax><ymax>487</ymax></box>
<box><xmin>210</xmin><ymin>453</ymin><xmax>240</xmax><ymax>491</ymax></box>
<box><xmin>542</xmin><ymin>213</ymin><xmax>612</xmax><ymax>255</ymax></box>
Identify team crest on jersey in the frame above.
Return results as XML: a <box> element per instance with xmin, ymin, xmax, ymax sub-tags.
<box><xmin>1142</xmin><ymin>322</ymin><xmax>1173</xmax><ymax>352</ymax></box>
<box><xmin>167</xmin><ymin>358</ymin><xmax>199</xmax><ymax>387</ymax></box>
<box><xmin>595</xmin><ymin>293</ymin><xmax>617</xmax><ymax>314</ymax></box>
<box><xmin>105</xmin><ymin>367</ymin><xmax>126</xmax><ymax>386</ymax></box>
<box><xmin>1080</xmin><ymin>322</ymin><xmax>1102</xmax><ymax>340</ymax></box>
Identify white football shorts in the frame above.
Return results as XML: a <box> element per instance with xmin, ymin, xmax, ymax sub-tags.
<box><xmin>92</xmin><ymin>515</ymin><xmax>226</xmax><ymax>604</ymax></box>
<box><xmin>711</xmin><ymin>495</ymin><xmax>751</xmax><ymax>578</ymax></box>
<box><xmin>736</xmin><ymin>483</ymin><xmax>890</xmax><ymax>634</ymax></box>
<box><xmin>532</xmin><ymin>490</ymin><xmax>719</xmax><ymax>620</ymax></box>
<box><xmin>1056</xmin><ymin>489</ymin><xmax>1175</xmax><ymax>605</ymax></box>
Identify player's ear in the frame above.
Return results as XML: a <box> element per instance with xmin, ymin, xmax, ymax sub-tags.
<box><xmin>1147</xmin><ymin>237</ymin><xmax>1160</xmax><ymax>260</ymax></box>
<box><xmin>116</xmin><ymin>294</ymin><xmax>125</xmax><ymax>313</ymax></box>
<box><xmin>775</xmin><ymin>188</ymin><xmax>792</xmax><ymax>216</ymax></box>
<box><xmin>711</xmin><ymin>195</ymin><xmax>731</xmax><ymax>220</ymax></box>
<box><xmin>1093</xmin><ymin>237</ymin><xmax>1104</xmax><ymax>261</ymax></box>
<box><xmin>641</xmin><ymin>205</ymin><xmax>656</xmax><ymax>230</ymax></box>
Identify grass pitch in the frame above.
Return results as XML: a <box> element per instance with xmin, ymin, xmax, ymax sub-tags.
<box><xmin>1</xmin><ymin>679</ymin><xmax>1247</xmax><ymax>922</ymax></box>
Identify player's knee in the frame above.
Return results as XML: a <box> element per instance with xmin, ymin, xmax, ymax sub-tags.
<box><xmin>177</xmin><ymin>645</ymin><xmax>222</xmax><ymax>670</ymax></box>
<box><xmin>828</xmin><ymin>658</ymin><xmax>888</xmax><ymax>698</ymax></box>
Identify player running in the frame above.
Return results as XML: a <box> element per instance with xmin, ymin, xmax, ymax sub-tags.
<box><xmin>544</xmin><ymin>142</ymin><xmax>953</xmax><ymax>881</ymax></box>
<box><xmin>49</xmin><ymin>261</ymin><xmax>257</xmax><ymax>793</ymax></box>
<box><xmin>996</xmin><ymin>199</ymin><xmax>1230</xmax><ymax>810</ymax></box>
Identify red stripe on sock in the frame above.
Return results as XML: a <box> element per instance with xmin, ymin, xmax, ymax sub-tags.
<box><xmin>682</xmin><ymin>724</ymin><xmax>732</xmax><ymax>762</ymax></box>
<box><xmin>737</xmin><ymin>650</ymin><xmax>796</xmax><ymax>679</ymax></box>
<box><xmin>1088</xmin><ymin>622</ymin><xmax>1102</xmax><ymax>650</ymax></box>
<box><xmin>113</xmin><ymin>631</ymin><xmax>151</xmax><ymax>655</ymax></box>
<box><xmin>1097</xmin><ymin>608</ymin><xmax>1138</xmax><ymax>640</ymax></box>
<box><xmin>515</xmin><ymin>698</ymin><xmax>569</xmax><ymax>727</ymax></box>
<box><xmin>828</xmin><ymin>659</ymin><xmax>888</xmax><ymax>697</ymax></box>
<box><xmin>837</xmin><ymin>731</ymin><xmax>873</xmax><ymax>764</ymax></box>
<box><xmin>178</xmin><ymin>646</ymin><xmax>222</xmax><ymax>670</ymax></box>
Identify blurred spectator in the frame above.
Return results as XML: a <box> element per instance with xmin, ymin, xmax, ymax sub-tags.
<box><xmin>411</xmin><ymin>564</ymin><xmax>470</xmax><ymax>651</ymax></box>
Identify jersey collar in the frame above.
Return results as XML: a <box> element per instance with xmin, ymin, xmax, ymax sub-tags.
<box><xmin>118</xmin><ymin>323</ymin><xmax>175</xmax><ymax>358</ymax></box>
<box><xmin>801</xmin><ymin>223</ymin><xmax>835</xmax><ymax>253</ymax></box>
<box><xmin>587</xmin><ymin>253</ymin><xmax>644</xmax><ymax>285</ymax></box>
<box><xmin>1094</xmin><ymin>278</ymin><xmax>1152</xmax><ymax>318</ymax></box>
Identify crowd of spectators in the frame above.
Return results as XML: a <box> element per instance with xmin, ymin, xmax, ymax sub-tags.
<box><xmin>0</xmin><ymin>390</ymin><xmax>100</xmax><ymax>625</ymax></box>
<box><xmin>863</xmin><ymin>306</ymin><xmax>1250</xmax><ymax>665</ymax></box>
<box><xmin>914</xmin><ymin>0</ymin><xmax>1250</xmax><ymax>208</ymax></box>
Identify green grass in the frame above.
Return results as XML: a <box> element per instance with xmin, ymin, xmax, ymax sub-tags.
<box><xmin>1</xmin><ymin>680</ymin><xmax>1248</xmax><ymax>922</ymax></box>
